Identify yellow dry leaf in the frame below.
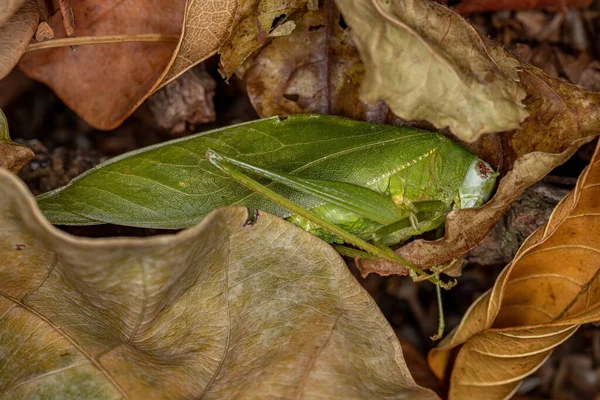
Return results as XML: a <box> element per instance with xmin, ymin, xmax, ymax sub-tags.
<box><xmin>428</xmin><ymin>140</ymin><xmax>600</xmax><ymax>399</ymax></box>
<box><xmin>0</xmin><ymin>168</ymin><xmax>439</xmax><ymax>399</ymax></box>
<box><xmin>334</xmin><ymin>0</ymin><xmax>528</xmax><ymax>142</ymax></box>
<box><xmin>156</xmin><ymin>0</ymin><xmax>235</xmax><ymax>90</ymax></box>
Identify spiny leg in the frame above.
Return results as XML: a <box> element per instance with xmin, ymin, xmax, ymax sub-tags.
<box><xmin>205</xmin><ymin>148</ymin><xmax>442</xmax><ymax>286</ymax></box>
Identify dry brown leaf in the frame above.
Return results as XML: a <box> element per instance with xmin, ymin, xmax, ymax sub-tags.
<box><xmin>0</xmin><ymin>168</ymin><xmax>440</xmax><ymax>400</ymax></box>
<box><xmin>156</xmin><ymin>0</ymin><xmax>235</xmax><ymax>89</ymax></box>
<box><xmin>0</xmin><ymin>108</ymin><xmax>33</xmax><ymax>172</ymax></box>
<box><xmin>334</xmin><ymin>0</ymin><xmax>528</xmax><ymax>142</ymax></box>
<box><xmin>245</xmin><ymin>0</ymin><xmax>394</xmax><ymax>122</ymax></box>
<box><xmin>0</xmin><ymin>0</ymin><xmax>27</xmax><ymax>26</ymax></box>
<box><xmin>453</xmin><ymin>0</ymin><xmax>593</xmax><ymax>14</ymax></box>
<box><xmin>427</xmin><ymin>139</ymin><xmax>600</xmax><ymax>400</ymax></box>
<box><xmin>218</xmin><ymin>0</ymin><xmax>310</xmax><ymax>78</ymax></box>
<box><xmin>356</xmin><ymin>65</ymin><xmax>600</xmax><ymax>276</ymax></box>
<box><xmin>19</xmin><ymin>0</ymin><xmax>232</xmax><ymax>130</ymax></box>
<box><xmin>0</xmin><ymin>0</ymin><xmax>38</xmax><ymax>80</ymax></box>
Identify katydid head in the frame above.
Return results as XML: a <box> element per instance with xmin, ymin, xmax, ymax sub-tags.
<box><xmin>457</xmin><ymin>159</ymin><xmax>498</xmax><ymax>209</ymax></box>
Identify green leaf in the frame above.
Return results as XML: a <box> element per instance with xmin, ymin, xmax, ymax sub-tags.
<box><xmin>1</xmin><ymin>169</ymin><xmax>439</xmax><ymax>399</ymax></box>
<box><xmin>37</xmin><ymin>115</ymin><xmax>451</xmax><ymax>229</ymax></box>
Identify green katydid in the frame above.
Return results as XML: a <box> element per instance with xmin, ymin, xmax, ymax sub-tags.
<box><xmin>36</xmin><ymin>115</ymin><xmax>498</xmax><ymax>338</ymax></box>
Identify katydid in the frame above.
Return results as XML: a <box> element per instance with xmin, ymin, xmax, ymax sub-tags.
<box><xmin>37</xmin><ymin>116</ymin><xmax>498</xmax><ymax>338</ymax></box>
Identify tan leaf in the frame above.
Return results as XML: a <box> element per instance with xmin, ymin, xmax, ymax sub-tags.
<box><xmin>218</xmin><ymin>0</ymin><xmax>310</xmax><ymax>78</ymax></box>
<box><xmin>334</xmin><ymin>0</ymin><xmax>528</xmax><ymax>142</ymax></box>
<box><xmin>156</xmin><ymin>0</ymin><xmax>235</xmax><ymax>89</ymax></box>
<box><xmin>0</xmin><ymin>0</ymin><xmax>38</xmax><ymax>80</ymax></box>
<box><xmin>0</xmin><ymin>0</ymin><xmax>26</xmax><ymax>26</ymax></box>
<box><xmin>19</xmin><ymin>0</ymin><xmax>233</xmax><ymax>130</ymax></box>
<box><xmin>0</xmin><ymin>108</ymin><xmax>33</xmax><ymax>172</ymax></box>
<box><xmin>0</xmin><ymin>169</ymin><xmax>439</xmax><ymax>399</ymax></box>
<box><xmin>427</xmin><ymin>140</ymin><xmax>600</xmax><ymax>399</ymax></box>
<box><xmin>245</xmin><ymin>0</ymin><xmax>393</xmax><ymax>122</ymax></box>
<box><xmin>356</xmin><ymin>66</ymin><xmax>600</xmax><ymax>276</ymax></box>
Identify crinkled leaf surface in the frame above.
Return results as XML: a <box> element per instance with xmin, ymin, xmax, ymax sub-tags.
<box><xmin>245</xmin><ymin>0</ymin><xmax>393</xmax><ymax>122</ymax></box>
<box><xmin>19</xmin><ymin>0</ymin><xmax>232</xmax><ymax>130</ymax></box>
<box><xmin>156</xmin><ymin>0</ymin><xmax>235</xmax><ymax>89</ymax></box>
<box><xmin>334</xmin><ymin>0</ymin><xmax>528</xmax><ymax>142</ymax></box>
<box><xmin>0</xmin><ymin>0</ymin><xmax>38</xmax><ymax>80</ymax></box>
<box><xmin>218</xmin><ymin>0</ymin><xmax>310</xmax><ymax>77</ymax></box>
<box><xmin>356</xmin><ymin>66</ymin><xmax>600</xmax><ymax>274</ymax></box>
<box><xmin>0</xmin><ymin>169</ymin><xmax>438</xmax><ymax>400</ymax></box>
<box><xmin>0</xmin><ymin>0</ymin><xmax>27</xmax><ymax>26</ymax></box>
<box><xmin>428</xmin><ymin>140</ymin><xmax>600</xmax><ymax>400</ymax></box>
<box><xmin>453</xmin><ymin>0</ymin><xmax>592</xmax><ymax>14</ymax></box>
<box><xmin>0</xmin><ymin>108</ymin><xmax>33</xmax><ymax>172</ymax></box>
<box><xmin>36</xmin><ymin>115</ymin><xmax>446</xmax><ymax>229</ymax></box>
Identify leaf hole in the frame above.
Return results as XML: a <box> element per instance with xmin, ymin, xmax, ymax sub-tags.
<box><xmin>338</xmin><ymin>15</ymin><xmax>348</xmax><ymax>29</ymax></box>
<box><xmin>283</xmin><ymin>93</ymin><xmax>300</xmax><ymax>102</ymax></box>
<box><xmin>309</xmin><ymin>25</ymin><xmax>325</xmax><ymax>31</ymax></box>
<box><xmin>243</xmin><ymin>209</ymin><xmax>260</xmax><ymax>226</ymax></box>
<box><xmin>270</xmin><ymin>14</ymin><xmax>287</xmax><ymax>32</ymax></box>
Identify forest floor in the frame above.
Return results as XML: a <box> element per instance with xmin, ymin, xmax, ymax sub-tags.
<box><xmin>3</xmin><ymin>3</ymin><xmax>600</xmax><ymax>399</ymax></box>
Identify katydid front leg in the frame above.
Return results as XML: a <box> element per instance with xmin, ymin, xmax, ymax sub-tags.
<box><xmin>205</xmin><ymin>148</ymin><xmax>456</xmax><ymax>289</ymax></box>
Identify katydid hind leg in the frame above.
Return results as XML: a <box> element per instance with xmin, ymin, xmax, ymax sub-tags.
<box><xmin>205</xmin><ymin>148</ymin><xmax>442</xmax><ymax>285</ymax></box>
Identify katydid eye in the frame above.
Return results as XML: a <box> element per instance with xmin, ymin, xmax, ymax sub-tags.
<box><xmin>476</xmin><ymin>161</ymin><xmax>489</xmax><ymax>178</ymax></box>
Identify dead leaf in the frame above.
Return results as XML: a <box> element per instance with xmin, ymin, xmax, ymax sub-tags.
<box><xmin>156</xmin><ymin>0</ymin><xmax>235</xmax><ymax>89</ymax></box>
<box><xmin>356</xmin><ymin>65</ymin><xmax>600</xmax><ymax>276</ymax></box>
<box><xmin>218</xmin><ymin>0</ymin><xmax>311</xmax><ymax>78</ymax></box>
<box><xmin>512</xmin><ymin>66</ymin><xmax>600</xmax><ymax>155</ymax></box>
<box><xmin>0</xmin><ymin>108</ymin><xmax>33</xmax><ymax>172</ymax></box>
<box><xmin>334</xmin><ymin>0</ymin><xmax>528</xmax><ymax>142</ymax></box>
<box><xmin>0</xmin><ymin>0</ymin><xmax>26</xmax><ymax>26</ymax></box>
<box><xmin>19</xmin><ymin>0</ymin><xmax>233</xmax><ymax>130</ymax></box>
<box><xmin>453</xmin><ymin>0</ymin><xmax>593</xmax><ymax>14</ymax></box>
<box><xmin>0</xmin><ymin>0</ymin><xmax>38</xmax><ymax>80</ymax></box>
<box><xmin>245</xmin><ymin>0</ymin><xmax>393</xmax><ymax>122</ymax></box>
<box><xmin>0</xmin><ymin>168</ymin><xmax>440</xmax><ymax>400</ymax></box>
<box><xmin>427</xmin><ymin>139</ymin><xmax>600</xmax><ymax>400</ymax></box>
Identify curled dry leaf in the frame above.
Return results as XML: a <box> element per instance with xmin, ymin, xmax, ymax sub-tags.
<box><xmin>0</xmin><ymin>169</ymin><xmax>439</xmax><ymax>400</ymax></box>
<box><xmin>453</xmin><ymin>0</ymin><xmax>593</xmax><ymax>14</ymax></box>
<box><xmin>19</xmin><ymin>0</ymin><xmax>233</xmax><ymax>130</ymax></box>
<box><xmin>0</xmin><ymin>0</ymin><xmax>38</xmax><ymax>80</ymax></box>
<box><xmin>356</xmin><ymin>65</ymin><xmax>600</xmax><ymax>276</ymax></box>
<box><xmin>427</xmin><ymin>140</ymin><xmax>600</xmax><ymax>400</ymax></box>
<box><xmin>245</xmin><ymin>0</ymin><xmax>394</xmax><ymax>122</ymax></box>
<box><xmin>218</xmin><ymin>0</ymin><xmax>311</xmax><ymax>78</ymax></box>
<box><xmin>0</xmin><ymin>109</ymin><xmax>33</xmax><ymax>172</ymax></box>
<box><xmin>334</xmin><ymin>0</ymin><xmax>528</xmax><ymax>142</ymax></box>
